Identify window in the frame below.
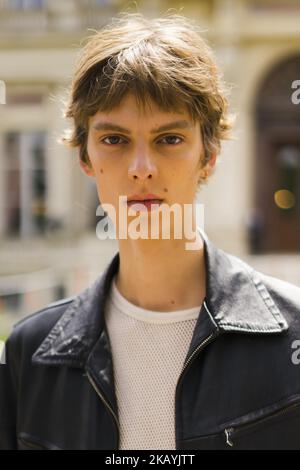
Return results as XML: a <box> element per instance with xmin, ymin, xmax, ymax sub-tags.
<box><xmin>0</xmin><ymin>293</ymin><xmax>22</xmax><ymax>312</ymax></box>
<box><xmin>8</xmin><ymin>0</ymin><xmax>44</xmax><ymax>10</ymax></box>
<box><xmin>4</xmin><ymin>131</ymin><xmax>47</xmax><ymax>237</ymax></box>
<box><xmin>6</xmin><ymin>92</ymin><xmax>44</xmax><ymax>106</ymax></box>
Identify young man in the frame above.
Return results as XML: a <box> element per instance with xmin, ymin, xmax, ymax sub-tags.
<box><xmin>1</xmin><ymin>12</ymin><xmax>300</xmax><ymax>451</ymax></box>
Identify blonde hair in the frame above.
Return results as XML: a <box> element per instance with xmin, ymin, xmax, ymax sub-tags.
<box><xmin>61</xmin><ymin>11</ymin><xmax>234</xmax><ymax>186</ymax></box>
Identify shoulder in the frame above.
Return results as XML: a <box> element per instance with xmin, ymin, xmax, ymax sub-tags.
<box><xmin>228</xmin><ymin>250</ymin><xmax>300</xmax><ymax>310</ymax></box>
<box><xmin>13</xmin><ymin>295</ymin><xmax>76</xmax><ymax>330</ymax></box>
<box><xmin>223</xmin><ymin>248</ymin><xmax>300</xmax><ymax>328</ymax></box>
<box><xmin>238</xmin><ymin>250</ymin><xmax>300</xmax><ymax>326</ymax></box>
<box><xmin>5</xmin><ymin>296</ymin><xmax>76</xmax><ymax>360</ymax></box>
<box><xmin>258</xmin><ymin>271</ymin><xmax>300</xmax><ymax>319</ymax></box>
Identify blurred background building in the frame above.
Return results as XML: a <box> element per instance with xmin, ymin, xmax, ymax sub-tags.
<box><xmin>0</xmin><ymin>0</ymin><xmax>300</xmax><ymax>339</ymax></box>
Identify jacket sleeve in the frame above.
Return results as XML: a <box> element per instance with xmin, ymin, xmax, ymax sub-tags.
<box><xmin>0</xmin><ymin>332</ymin><xmax>18</xmax><ymax>449</ymax></box>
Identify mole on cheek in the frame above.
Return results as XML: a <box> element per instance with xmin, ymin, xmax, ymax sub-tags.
<box><xmin>100</xmin><ymin>169</ymin><xmax>104</xmax><ymax>174</ymax></box>
<box><xmin>163</xmin><ymin>188</ymin><xmax>168</xmax><ymax>192</ymax></box>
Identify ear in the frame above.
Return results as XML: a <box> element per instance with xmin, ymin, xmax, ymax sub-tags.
<box><xmin>199</xmin><ymin>153</ymin><xmax>217</xmax><ymax>179</ymax></box>
<box><xmin>207</xmin><ymin>153</ymin><xmax>217</xmax><ymax>171</ymax></box>
<box><xmin>79</xmin><ymin>158</ymin><xmax>95</xmax><ymax>177</ymax></box>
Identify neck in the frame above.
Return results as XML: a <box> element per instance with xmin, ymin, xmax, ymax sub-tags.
<box><xmin>115</xmin><ymin>228</ymin><xmax>206</xmax><ymax>312</ymax></box>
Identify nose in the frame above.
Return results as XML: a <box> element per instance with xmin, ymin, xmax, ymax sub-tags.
<box><xmin>128</xmin><ymin>146</ymin><xmax>158</xmax><ymax>181</ymax></box>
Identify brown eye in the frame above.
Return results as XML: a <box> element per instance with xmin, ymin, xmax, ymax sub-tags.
<box><xmin>158</xmin><ymin>135</ymin><xmax>183</xmax><ymax>145</ymax></box>
<box><xmin>102</xmin><ymin>136</ymin><xmax>127</xmax><ymax>145</ymax></box>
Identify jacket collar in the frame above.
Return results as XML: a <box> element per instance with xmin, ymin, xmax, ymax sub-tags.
<box><xmin>31</xmin><ymin>228</ymin><xmax>288</xmax><ymax>368</ymax></box>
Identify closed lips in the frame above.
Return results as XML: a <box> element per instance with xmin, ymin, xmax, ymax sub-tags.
<box><xmin>127</xmin><ymin>193</ymin><xmax>163</xmax><ymax>201</ymax></box>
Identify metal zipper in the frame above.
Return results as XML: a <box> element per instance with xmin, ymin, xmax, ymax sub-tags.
<box><xmin>175</xmin><ymin>324</ymin><xmax>221</xmax><ymax>449</ymax></box>
<box><xmin>224</xmin><ymin>398</ymin><xmax>300</xmax><ymax>448</ymax></box>
<box><xmin>180</xmin><ymin>331</ymin><xmax>219</xmax><ymax>376</ymax></box>
<box><xmin>86</xmin><ymin>369</ymin><xmax>120</xmax><ymax>449</ymax></box>
<box><xmin>224</xmin><ymin>427</ymin><xmax>234</xmax><ymax>447</ymax></box>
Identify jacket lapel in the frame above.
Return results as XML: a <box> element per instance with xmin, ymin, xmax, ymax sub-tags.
<box><xmin>31</xmin><ymin>252</ymin><xmax>120</xmax><ymax>368</ymax></box>
<box><xmin>200</xmin><ymin>229</ymin><xmax>288</xmax><ymax>333</ymax></box>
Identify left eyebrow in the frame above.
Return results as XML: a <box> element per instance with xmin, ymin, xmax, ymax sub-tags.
<box><xmin>91</xmin><ymin>119</ymin><xmax>193</xmax><ymax>134</ymax></box>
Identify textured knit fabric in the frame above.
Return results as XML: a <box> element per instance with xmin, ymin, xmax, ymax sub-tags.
<box><xmin>105</xmin><ymin>276</ymin><xmax>202</xmax><ymax>450</ymax></box>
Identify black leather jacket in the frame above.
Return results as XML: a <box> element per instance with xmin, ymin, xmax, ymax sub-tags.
<box><xmin>1</xmin><ymin>230</ymin><xmax>300</xmax><ymax>450</ymax></box>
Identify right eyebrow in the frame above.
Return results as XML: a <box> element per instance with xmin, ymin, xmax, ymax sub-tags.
<box><xmin>91</xmin><ymin>119</ymin><xmax>193</xmax><ymax>134</ymax></box>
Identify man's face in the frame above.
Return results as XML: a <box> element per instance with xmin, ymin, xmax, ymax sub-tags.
<box><xmin>84</xmin><ymin>92</ymin><xmax>209</xmax><ymax>230</ymax></box>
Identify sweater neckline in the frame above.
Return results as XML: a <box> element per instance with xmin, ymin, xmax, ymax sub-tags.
<box><xmin>109</xmin><ymin>276</ymin><xmax>202</xmax><ymax>324</ymax></box>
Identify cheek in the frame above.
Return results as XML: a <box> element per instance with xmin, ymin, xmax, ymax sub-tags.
<box><xmin>88</xmin><ymin>147</ymin><xmax>106</xmax><ymax>176</ymax></box>
<box><xmin>87</xmin><ymin>137</ymin><xmax>105</xmax><ymax>167</ymax></box>
<box><xmin>177</xmin><ymin>151</ymin><xmax>201</xmax><ymax>180</ymax></box>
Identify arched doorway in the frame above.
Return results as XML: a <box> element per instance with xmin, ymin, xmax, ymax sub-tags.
<box><xmin>254</xmin><ymin>54</ymin><xmax>300</xmax><ymax>253</ymax></box>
